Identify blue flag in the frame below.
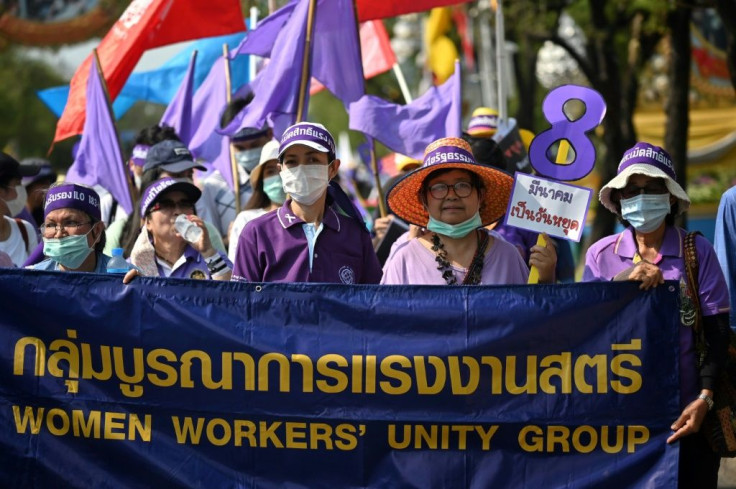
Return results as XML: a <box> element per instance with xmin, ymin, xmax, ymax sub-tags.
<box><xmin>65</xmin><ymin>58</ymin><xmax>133</xmax><ymax>215</ymax></box>
<box><xmin>160</xmin><ymin>51</ymin><xmax>197</xmax><ymax>146</ymax></box>
<box><xmin>348</xmin><ymin>62</ymin><xmax>462</xmax><ymax>160</ymax></box>
<box><xmin>37</xmin><ymin>32</ymin><xmax>248</xmax><ymax>119</ymax></box>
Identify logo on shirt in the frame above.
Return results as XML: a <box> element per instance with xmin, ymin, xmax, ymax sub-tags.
<box><xmin>190</xmin><ymin>270</ymin><xmax>206</xmax><ymax>280</ymax></box>
<box><xmin>339</xmin><ymin>266</ymin><xmax>355</xmax><ymax>285</ymax></box>
<box><xmin>285</xmin><ymin>213</ymin><xmax>296</xmax><ymax>223</ymax></box>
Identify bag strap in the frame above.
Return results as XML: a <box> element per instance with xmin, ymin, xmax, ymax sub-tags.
<box><xmin>13</xmin><ymin>218</ymin><xmax>30</xmax><ymax>254</ymax></box>
<box><xmin>683</xmin><ymin>231</ymin><xmax>710</xmax><ymax>371</ymax></box>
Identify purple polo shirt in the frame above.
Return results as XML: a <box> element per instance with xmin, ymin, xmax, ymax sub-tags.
<box><xmin>232</xmin><ymin>199</ymin><xmax>382</xmax><ymax>284</ymax></box>
<box><xmin>584</xmin><ymin>225</ymin><xmax>730</xmax><ymax>407</ymax></box>
<box><xmin>158</xmin><ymin>245</ymin><xmax>231</xmax><ymax>280</ymax></box>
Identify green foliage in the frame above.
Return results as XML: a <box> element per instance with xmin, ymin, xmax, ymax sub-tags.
<box><xmin>0</xmin><ymin>48</ymin><xmax>70</xmax><ymax>167</ymax></box>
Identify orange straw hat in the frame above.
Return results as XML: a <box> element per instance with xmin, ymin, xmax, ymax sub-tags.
<box><xmin>386</xmin><ymin>137</ymin><xmax>514</xmax><ymax>226</ymax></box>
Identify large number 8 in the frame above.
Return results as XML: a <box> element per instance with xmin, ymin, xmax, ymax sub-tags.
<box><xmin>528</xmin><ymin>85</ymin><xmax>607</xmax><ymax>181</ymax></box>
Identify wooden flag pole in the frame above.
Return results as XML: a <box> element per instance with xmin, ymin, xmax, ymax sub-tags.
<box><xmin>222</xmin><ymin>44</ymin><xmax>242</xmax><ymax>215</ymax></box>
<box><xmin>92</xmin><ymin>49</ymin><xmax>137</xmax><ymax>208</ymax></box>
<box><xmin>295</xmin><ymin>0</ymin><xmax>318</xmax><ymax>122</ymax></box>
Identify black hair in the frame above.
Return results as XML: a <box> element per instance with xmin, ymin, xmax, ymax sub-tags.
<box><xmin>461</xmin><ymin>134</ymin><xmax>507</xmax><ymax>171</ymax></box>
<box><xmin>134</xmin><ymin>125</ymin><xmax>182</xmax><ymax>146</ymax></box>
<box><xmin>220</xmin><ymin>94</ymin><xmax>255</xmax><ymax>129</ymax></box>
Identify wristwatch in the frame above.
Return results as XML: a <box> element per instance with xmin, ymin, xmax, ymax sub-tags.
<box><xmin>698</xmin><ymin>393</ymin><xmax>714</xmax><ymax>411</ymax></box>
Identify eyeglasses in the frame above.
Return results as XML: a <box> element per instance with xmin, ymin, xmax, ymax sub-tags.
<box><xmin>40</xmin><ymin>221</ymin><xmax>91</xmax><ymax>237</ymax></box>
<box><xmin>427</xmin><ymin>182</ymin><xmax>474</xmax><ymax>199</ymax></box>
<box><xmin>149</xmin><ymin>199</ymin><xmax>195</xmax><ymax>214</ymax></box>
<box><xmin>619</xmin><ymin>183</ymin><xmax>669</xmax><ymax>199</ymax></box>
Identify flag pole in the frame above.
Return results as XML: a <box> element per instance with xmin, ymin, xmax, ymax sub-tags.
<box><xmin>351</xmin><ymin>0</ymin><xmax>387</xmax><ymax>217</ymax></box>
<box><xmin>295</xmin><ymin>0</ymin><xmax>318</xmax><ymax>122</ymax></box>
<box><xmin>392</xmin><ymin>63</ymin><xmax>413</xmax><ymax>103</ymax></box>
<box><xmin>223</xmin><ymin>44</ymin><xmax>242</xmax><ymax>215</ymax></box>
<box><xmin>494</xmin><ymin>0</ymin><xmax>507</xmax><ymax>125</ymax></box>
<box><xmin>92</xmin><ymin>49</ymin><xmax>137</xmax><ymax>208</ymax></box>
<box><xmin>248</xmin><ymin>7</ymin><xmax>259</xmax><ymax>81</ymax></box>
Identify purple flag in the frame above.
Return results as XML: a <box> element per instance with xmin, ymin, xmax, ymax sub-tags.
<box><xmin>160</xmin><ymin>51</ymin><xmax>197</xmax><ymax>145</ymax></box>
<box><xmin>348</xmin><ymin>62</ymin><xmax>461</xmax><ymax>160</ymax></box>
<box><xmin>66</xmin><ymin>57</ymin><xmax>133</xmax><ymax>215</ymax></box>
<box><xmin>231</xmin><ymin>1</ymin><xmax>296</xmax><ymax>58</ymax></box>
<box><xmin>221</xmin><ymin>0</ymin><xmax>311</xmax><ymax>140</ymax></box>
<box><xmin>311</xmin><ymin>0</ymin><xmax>364</xmax><ymax>106</ymax></box>
<box><xmin>187</xmin><ymin>56</ymin><xmax>233</xmax><ymax>187</ymax></box>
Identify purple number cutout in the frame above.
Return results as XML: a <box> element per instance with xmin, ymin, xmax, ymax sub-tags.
<box><xmin>528</xmin><ymin>85</ymin><xmax>606</xmax><ymax>181</ymax></box>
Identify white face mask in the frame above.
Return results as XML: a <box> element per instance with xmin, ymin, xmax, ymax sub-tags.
<box><xmin>4</xmin><ymin>185</ymin><xmax>26</xmax><ymax>217</ymax></box>
<box><xmin>280</xmin><ymin>163</ymin><xmax>331</xmax><ymax>206</ymax></box>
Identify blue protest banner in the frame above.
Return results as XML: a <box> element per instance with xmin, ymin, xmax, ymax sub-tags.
<box><xmin>0</xmin><ymin>270</ymin><xmax>679</xmax><ymax>488</ymax></box>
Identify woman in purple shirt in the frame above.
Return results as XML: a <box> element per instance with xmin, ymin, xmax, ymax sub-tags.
<box><xmin>584</xmin><ymin>142</ymin><xmax>730</xmax><ymax>489</ymax></box>
<box><xmin>231</xmin><ymin>122</ymin><xmax>381</xmax><ymax>284</ymax></box>
<box><xmin>381</xmin><ymin>137</ymin><xmax>556</xmax><ymax>286</ymax></box>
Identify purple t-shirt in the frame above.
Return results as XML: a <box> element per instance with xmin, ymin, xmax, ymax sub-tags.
<box><xmin>157</xmin><ymin>245</ymin><xmax>231</xmax><ymax>280</ymax></box>
<box><xmin>381</xmin><ymin>230</ymin><xmax>529</xmax><ymax>285</ymax></box>
<box><xmin>232</xmin><ymin>200</ymin><xmax>382</xmax><ymax>284</ymax></box>
<box><xmin>584</xmin><ymin>225</ymin><xmax>730</xmax><ymax>406</ymax></box>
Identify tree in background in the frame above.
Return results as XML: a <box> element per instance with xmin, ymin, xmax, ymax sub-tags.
<box><xmin>0</xmin><ymin>47</ymin><xmax>76</xmax><ymax>169</ymax></box>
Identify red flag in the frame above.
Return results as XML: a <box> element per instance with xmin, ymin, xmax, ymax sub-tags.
<box><xmin>356</xmin><ymin>0</ymin><xmax>471</xmax><ymax>21</ymax></box>
<box><xmin>310</xmin><ymin>20</ymin><xmax>396</xmax><ymax>95</ymax></box>
<box><xmin>53</xmin><ymin>0</ymin><xmax>244</xmax><ymax>143</ymax></box>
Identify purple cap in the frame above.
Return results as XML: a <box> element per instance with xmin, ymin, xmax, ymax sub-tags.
<box><xmin>140</xmin><ymin>177</ymin><xmax>202</xmax><ymax>216</ymax></box>
<box><xmin>130</xmin><ymin>144</ymin><xmax>150</xmax><ymax>167</ymax></box>
<box><xmin>617</xmin><ymin>142</ymin><xmax>676</xmax><ymax>180</ymax></box>
<box><xmin>44</xmin><ymin>183</ymin><xmax>101</xmax><ymax>221</ymax></box>
<box><xmin>278</xmin><ymin>122</ymin><xmax>336</xmax><ymax>159</ymax></box>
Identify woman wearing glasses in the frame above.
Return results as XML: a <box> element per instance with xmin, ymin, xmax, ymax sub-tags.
<box><xmin>127</xmin><ymin>178</ymin><xmax>231</xmax><ymax>281</ymax></box>
<box><xmin>381</xmin><ymin>137</ymin><xmax>556</xmax><ymax>285</ymax></box>
<box><xmin>32</xmin><ymin>182</ymin><xmax>108</xmax><ymax>273</ymax></box>
<box><xmin>583</xmin><ymin>142</ymin><xmax>730</xmax><ymax>489</ymax></box>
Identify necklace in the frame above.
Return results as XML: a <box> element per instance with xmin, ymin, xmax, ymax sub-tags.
<box><xmin>431</xmin><ymin>230</ymin><xmax>488</xmax><ymax>285</ymax></box>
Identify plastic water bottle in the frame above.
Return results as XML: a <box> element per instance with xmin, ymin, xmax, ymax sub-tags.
<box><xmin>106</xmin><ymin>248</ymin><xmax>130</xmax><ymax>274</ymax></box>
<box><xmin>175</xmin><ymin>214</ymin><xmax>203</xmax><ymax>243</ymax></box>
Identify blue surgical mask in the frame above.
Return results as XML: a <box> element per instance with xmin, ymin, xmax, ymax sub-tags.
<box><xmin>235</xmin><ymin>147</ymin><xmax>262</xmax><ymax>173</ymax></box>
<box><xmin>620</xmin><ymin>194</ymin><xmax>671</xmax><ymax>233</ymax></box>
<box><xmin>426</xmin><ymin>212</ymin><xmax>483</xmax><ymax>239</ymax></box>
<box><xmin>263</xmin><ymin>175</ymin><xmax>285</xmax><ymax>204</ymax></box>
<box><xmin>43</xmin><ymin>229</ymin><xmax>95</xmax><ymax>269</ymax></box>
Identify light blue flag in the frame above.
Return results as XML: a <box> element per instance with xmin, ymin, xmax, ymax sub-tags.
<box><xmin>37</xmin><ymin>31</ymin><xmax>248</xmax><ymax>119</ymax></box>
<box><xmin>66</xmin><ymin>58</ymin><xmax>133</xmax><ymax>215</ymax></box>
<box><xmin>348</xmin><ymin>61</ymin><xmax>462</xmax><ymax>160</ymax></box>
<box><xmin>37</xmin><ymin>86</ymin><xmax>137</xmax><ymax>119</ymax></box>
